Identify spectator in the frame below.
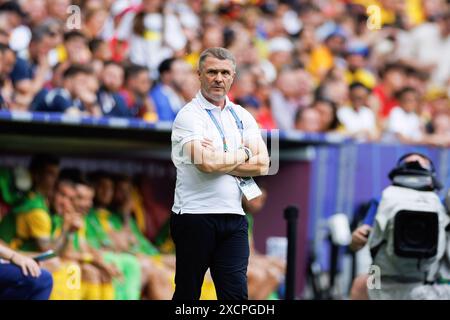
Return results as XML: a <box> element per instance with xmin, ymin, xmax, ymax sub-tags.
<box><xmin>311</xmin><ymin>98</ymin><xmax>341</xmax><ymax>133</ymax></box>
<box><xmin>46</xmin><ymin>0</ymin><xmax>70</xmax><ymax>23</ymax></box>
<box><xmin>385</xmin><ymin>87</ymin><xmax>425</xmax><ymax>144</ymax></box>
<box><xmin>372</xmin><ymin>63</ymin><xmax>406</xmax><ymax>119</ymax></box>
<box><xmin>295</xmin><ymin>107</ymin><xmax>322</xmax><ymax>133</ymax></box>
<box><xmin>344</xmin><ymin>44</ymin><xmax>376</xmax><ymax>89</ymax></box>
<box><xmin>89</xmin><ymin>38</ymin><xmax>112</xmax><ymax>63</ymax></box>
<box><xmin>271</xmin><ymin>68</ymin><xmax>312</xmax><ymax>130</ymax></box>
<box><xmin>63</xmin><ymin>31</ymin><xmax>92</xmax><ymax>65</ymax></box>
<box><xmin>83</xmin><ymin>7</ymin><xmax>109</xmax><ymax>40</ymax></box>
<box><xmin>32</xmin><ymin>64</ymin><xmax>102</xmax><ymax>117</ymax></box>
<box><xmin>397</xmin><ymin>11</ymin><xmax>450</xmax><ymax>87</ymax></box>
<box><xmin>7</xmin><ymin>24</ymin><xmax>56</xmax><ymax>110</ymax></box>
<box><xmin>266</xmin><ymin>37</ymin><xmax>294</xmax><ymax>75</ymax></box>
<box><xmin>316</xmin><ymin>66</ymin><xmax>350</xmax><ymax>107</ymax></box>
<box><xmin>253</xmin><ymin>78</ymin><xmax>277</xmax><ymax>130</ymax></box>
<box><xmin>307</xmin><ymin>27</ymin><xmax>347</xmax><ymax>81</ymax></box>
<box><xmin>338</xmin><ymin>82</ymin><xmax>379</xmax><ymax>140</ymax></box>
<box><xmin>0</xmin><ymin>1</ymin><xmax>26</xmax><ymax>35</ymax></box>
<box><xmin>118</xmin><ymin>0</ymin><xmax>187</xmax><ymax>78</ymax></box>
<box><xmin>97</xmin><ymin>61</ymin><xmax>130</xmax><ymax>117</ymax></box>
<box><xmin>150</xmin><ymin>58</ymin><xmax>189</xmax><ymax>122</ymax></box>
<box><xmin>120</xmin><ymin>63</ymin><xmax>158</xmax><ymax>121</ymax></box>
<box><xmin>179</xmin><ymin>70</ymin><xmax>200</xmax><ymax>103</ymax></box>
<box><xmin>0</xmin><ymin>44</ymin><xmax>15</xmax><ymax>109</ymax></box>
<box><xmin>19</xmin><ymin>0</ymin><xmax>48</xmax><ymax>28</ymax></box>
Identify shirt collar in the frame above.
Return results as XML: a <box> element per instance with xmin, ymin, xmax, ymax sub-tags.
<box><xmin>196</xmin><ymin>90</ymin><xmax>232</xmax><ymax>111</ymax></box>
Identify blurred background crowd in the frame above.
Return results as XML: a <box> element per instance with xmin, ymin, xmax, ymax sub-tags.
<box><xmin>0</xmin><ymin>0</ymin><xmax>449</xmax><ymax>145</ymax></box>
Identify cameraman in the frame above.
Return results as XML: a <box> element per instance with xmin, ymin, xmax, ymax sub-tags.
<box><xmin>349</xmin><ymin>153</ymin><xmax>450</xmax><ymax>299</ymax></box>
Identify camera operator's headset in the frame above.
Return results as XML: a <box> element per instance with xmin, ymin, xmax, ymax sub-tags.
<box><xmin>388</xmin><ymin>152</ymin><xmax>443</xmax><ymax>191</ymax></box>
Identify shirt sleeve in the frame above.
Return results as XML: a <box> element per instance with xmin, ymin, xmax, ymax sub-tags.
<box><xmin>9</xmin><ymin>58</ymin><xmax>33</xmax><ymax>85</ymax></box>
<box><xmin>24</xmin><ymin>209</ymin><xmax>52</xmax><ymax>239</ymax></box>
<box><xmin>112</xmin><ymin>94</ymin><xmax>132</xmax><ymax>117</ymax></box>
<box><xmin>171</xmin><ymin>108</ymin><xmax>204</xmax><ymax>147</ymax></box>
<box><xmin>387</xmin><ymin>108</ymin><xmax>404</xmax><ymax>134</ymax></box>
<box><xmin>51</xmin><ymin>94</ymin><xmax>74</xmax><ymax>112</ymax></box>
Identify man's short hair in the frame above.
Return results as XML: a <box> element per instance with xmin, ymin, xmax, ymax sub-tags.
<box><xmin>88</xmin><ymin>38</ymin><xmax>104</xmax><ymax>53</ymax></box>
<box><xmin>58</xmin><ymin>168</ymin><xmax>85</xmax><ymax>184</ymax></box>
<box><xmin>349</xmin><ymin>82</ymin><xmax>371</xmax><ymax>93</ymax></box>
<box><xmin>0</xmin><ymin>43</ymin><xmax>12</xmax><ymax>53</ymax></box>
<box><xmin>0</xmin><ymin>1</ymin><xmax>26</xmax><ymax>17</ymax></box>
<box><xmin>114</xmin><ymin>173</ymin><xmax>132</xmax><ymax>185</ymax></box>
<box><xmin>198</xmin><ymin>47</ymin><xmax>236</xmax><ymax>71</ymax></box>
<box><xmin>63</xmin><ymin>30</ymin><xmax>87</xmax><ymax>43</ymax></box>
<box><xmin>379</xmin><ymin>62</ymin><xmax>405</xmax><ymax>78</ymax></box>
<box><xmin>63</xmin><ymin>64</ymin><xmax>93</xmax><ymax>79</ymax></box>
<box><xmin>124</xmin><ymin>63</ymin><xmax>148</xmax><ymax>82</ymax></box>
<box><xmin>158</xmin><ymin>57</ymin><xmax>176</xmax><ymax>76</ymax></box>
<box><xmin>31</xmin><ymin>20</ymin><xmax>60</xmax><ymax>43</ymax></box>
<box><xmin>103</xmin><ymin>60</ymin><xmax>123</xmax><ymax>69</ymax></box>
<box><xmin>88</xmin><ymin>170</ymin><xmax>114</xmax><ymax>184</ymax></box>
<box><xmin>29</xmin><ymin>154</ymin><xmax>60</xmax><ymax>174</ymax></box>
<box><xmin>395</xmin><ymin>86</ymin><xmax>418</xmax><ymax>100</ymax></box>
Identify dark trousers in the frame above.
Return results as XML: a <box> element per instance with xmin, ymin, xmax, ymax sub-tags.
<box><xmin>170</xmin><ymin>213</ymin><xmax>249</xmax><ymax>300</ymax></box>
<box><xmin>0</xmin><ymin>263</ymin><xmax>53</xmax><ymax>300</ymax></box>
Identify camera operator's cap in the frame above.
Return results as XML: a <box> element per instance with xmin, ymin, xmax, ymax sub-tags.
<box><xmin>0</xmin><ymin>1</ymin><xmax>27</xmax><ymax>18</ymax></box>
<box><xmin>396</xmin><ymin>152</ymin><xmax>435</xmax><ymax>171</ymax></box>
<box><xmin>389</xmin><ymin>152</ymin><xmax>443</xmax><ymax>190</ymax></box>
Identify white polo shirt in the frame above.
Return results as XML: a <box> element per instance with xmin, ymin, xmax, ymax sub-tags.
<box><xmin>171</xmin><ymin>91</ymin><xmax>261</xmax><ymax>215</ymax></box>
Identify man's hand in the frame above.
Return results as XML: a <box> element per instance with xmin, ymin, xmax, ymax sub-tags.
<box><xmin>201</xmin><ymin>138</ymin><xmax>215</xmax><ymax>151</ymax></box>
<box><xmin>350</xmin><ymin>224</ymin><xmax>372</xmax><ymax>252</ymax></box>
<box><xmin>95</xmin><ymin>260</ymin><xmax>122</xmax><ymax>280</ymax></box>
<box><xmin>185</xmin><ymin>139</ymin><xmax>247</xmax><ymax>174</ymax></box>
<box><xmin>63</xmin><ymin>213</ymin><xmax>83</xmax><ymax>233</ymax></box>
<box><xmin>10</xmin><ymin>253</ymin><xmax>42</xmax><ymax>278</ymax></box>
<box><xmin>228</xmin><ymin>137</ymin><xmax>270</xmax><ymax>177</ymax></box>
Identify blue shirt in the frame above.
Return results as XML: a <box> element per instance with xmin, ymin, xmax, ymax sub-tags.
<box><xmin>10</xmin><ymin>57</ymin><xmax>34</xmax><ymax>85</ymax></box>
<box><xmin>31</xmin><ymin>88</ymin><xmax>82</xmax><ymax>113</ymax></box>
<box><xmin>150</xmin><ymin>83</ymin><xmax>181</xmax><ymax>122</ymax></box>
<box><xmin>97</xmin><ymin>89</ymin><xmax>131</xmax><ymax>117</ymax></box>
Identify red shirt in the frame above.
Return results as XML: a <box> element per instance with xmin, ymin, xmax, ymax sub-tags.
<box><xmin>372</xmin><ymin>84</ymin><xmax>399</xmax><ymax>119</ymax></box>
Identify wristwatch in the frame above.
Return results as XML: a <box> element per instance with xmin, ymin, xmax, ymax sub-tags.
<box><xmin>242</xmin><ymin>146</ymin><xmax>252</xmax><ymax>161</ymax></box>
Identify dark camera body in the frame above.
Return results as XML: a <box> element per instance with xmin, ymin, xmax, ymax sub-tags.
<box><xmin>394</xmin><ymin>210</ymin><xmax>439</xmax><ymax>259</ymax></box>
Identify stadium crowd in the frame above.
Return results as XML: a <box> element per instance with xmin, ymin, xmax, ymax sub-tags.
<box><xmin>0</xmin><ymin>0</ymin><xmax>448</xmax><ymax>145</ymax></box>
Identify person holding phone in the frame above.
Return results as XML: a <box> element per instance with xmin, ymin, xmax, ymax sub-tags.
<box><xmin>0</xmin><ymin>242</ymin><xmax>53</xmax><ymax>300</ymax></box>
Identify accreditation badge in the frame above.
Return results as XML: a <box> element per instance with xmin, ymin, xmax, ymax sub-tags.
<box><xmin>235</xmin><ymin>176</ymin><xmax>262</xmax><ymax>200</ymax></box>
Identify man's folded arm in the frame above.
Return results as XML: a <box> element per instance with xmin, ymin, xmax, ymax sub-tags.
<box><xmin>183</xmin><ymin>140</ymin><xmax>248</xmax><ymax>174</ymax></box>
<box><xmin>229</xmin><ymin>136</ymin><xmax>270</xmax><ymax>177</ymax></box>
